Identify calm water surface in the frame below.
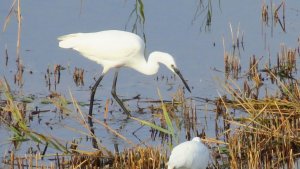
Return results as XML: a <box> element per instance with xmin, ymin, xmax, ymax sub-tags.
<box><xmin>0</xmin><ymin>0</ymin><xmax>299</xmax><ymax>162</ymax></box>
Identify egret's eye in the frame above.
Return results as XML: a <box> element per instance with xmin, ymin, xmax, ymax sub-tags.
<box><xmin>171</xmin><ymin>64</ymin><xmax>175</xmax><ymax>68</ymax></box>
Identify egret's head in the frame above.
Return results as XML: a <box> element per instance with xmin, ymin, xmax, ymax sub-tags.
<box><xmin>192</xmin><ymin>137</ymin><xmax>202</xmax><ymax>142</ymax></box>
<box><xmin>150</xmin><ymin>51</ymin><xmax>191</xmax><ymax>93</ymax></box>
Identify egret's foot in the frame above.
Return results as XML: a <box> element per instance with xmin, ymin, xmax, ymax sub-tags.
<box><xmin>113</xmin><ymin>95</ymin><xmax>131</xmax><ymax>117</ymax></box>
<box><xmin>111</xmin><ymin>70</ymin><xmax>132</xmax><ymax>117</ymax></box>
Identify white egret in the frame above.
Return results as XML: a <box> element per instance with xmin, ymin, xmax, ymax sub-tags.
<box><xmin>58</xmin><ymin>30</ymin><xmax>191</xmax><ymax>117</ymax></box>
<box><xmin>168</xmin><ymin>137</ymin><xmax>209</xmax><ymax>169</ymax></box>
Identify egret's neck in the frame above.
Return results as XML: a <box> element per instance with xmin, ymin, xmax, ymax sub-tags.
<box><xmin>130</xmin><ymin>51</ymin><xmax>174</xmax><ymax>75</ymax></box>
<box><xmin>133</xmin><ymin>55</ymin><xmax>159</xmax><ymax>75</ymax></box>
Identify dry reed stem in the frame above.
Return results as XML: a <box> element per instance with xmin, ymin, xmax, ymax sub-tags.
<box><xmin>93</xmin><ymin>117</ymin><xmax>133</xmax><ymax>145</ymax></box>
<box><xmin>221</xmin><ymin>79</ymin><xmax>300</xmax><ymax>168</ymax></box>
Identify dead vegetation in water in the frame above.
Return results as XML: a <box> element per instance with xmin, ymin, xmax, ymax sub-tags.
<box><xmin>137</xmin><ymin>88</ymin><xmax>207</xmax><ymax>142</ymax></box>
<box><xmin>73</xmin><ymin>67</ymin><xmax>85</xmax><ymax>86</ymax></box>
<box><xmin>1</xmin><ymin>72</ymin><xmax>203</xmax><ymax>169</ymax></box>
<box><xmin>113</xmin><ymin>146</ymin><xmax>167</xmax><ymax>169</ymax></box>
<box><xmin>2</xmin><ymin>1</ymin><xmax>300</xmax><ymax>169</ymax></box>
<box><xmin>0</xmin><ymin>79</ymin><xmax>68</xmax><ymax>156</ymax></box>
<box><xmin>224</xmin><ymin>53</ymin><xmax>241</xmax><ymax>80</ymax></box>
<box><xmin>220</xmin><ymin>80</ymin><xmax>300</xmax><ymax>168</ymax></box>
<box><xmin>3</xmin><ymin>0</ymin><xmax>24</xmax><ymax>87</ymax></box>
<box><xmin>45</xmin><ymin>64</ymin><xmax>66</xmax><ymax>91</ymax></box>
<box><xmin>216</xmin><ymin>41</ymin><xmax>300</xmax><ymax>168</ymax></box>
<box><xmin>261</xmin><ymin>0</ymin><xmax>286</xmax><ymax>33</ymax></box>
<box><xmin>222</xmin><ymin>23</ymin><xmax>244</xmax><ymax>80</ymax></box>
<box><xmin>0</xmin><ymin>78</ymin><xmax>172</xmax><ymax>168</ymax></box>
<box><xmin>2</xmin><ymin>146</ymin><xmax>167</xmax><ymax>169</ymax></box>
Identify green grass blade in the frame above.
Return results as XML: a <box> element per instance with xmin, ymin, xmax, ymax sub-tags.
<box><xmin>130</xmin><ymin>116</ymin><xmax>171</xmax><ymax>135</ymax></box>
<box><xmin>157</xmin><ymin>89</ymin><xmax>175</xmax><ymax>138</ymax></box>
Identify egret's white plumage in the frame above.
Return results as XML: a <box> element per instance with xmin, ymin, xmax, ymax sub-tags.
<box><xmin>58</xmin><ymin>30</ymin><xmax>145</xmax><ymax>74</ymax></box>
<box><xmin>168</xmin><ymin>137</ymin><xmax>209</xmax><ymax>169</ymax></box>
<box><xmin>58</xmin><ymin>30</ymin><xmax>182</xmax><ymax>76</ymax></box>
<box><xmin>58</xmin><ymin>30</ymin><xmax>190</xmax><ymax>116</ymax></box>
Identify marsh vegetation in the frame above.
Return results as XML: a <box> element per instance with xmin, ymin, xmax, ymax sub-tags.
<box><xmin>0</xmin><ymin>0</ymin><xmax>300</xmax><ymax>168</ymax></box>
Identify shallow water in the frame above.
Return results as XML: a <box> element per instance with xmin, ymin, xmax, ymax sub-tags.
<box><xmin>0</xmin><ymin>0</ymin><xmax>300</xmax><ymax>165</ymax></box>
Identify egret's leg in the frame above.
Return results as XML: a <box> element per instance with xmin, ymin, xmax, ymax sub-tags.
<box><xmin>89</xmin><ymin>74</ymin><xmax>105</xmax><ymax>119</ymax></box>
<box><xmin>87</xmin><ymin>74</ymin><xmax>104</xmax><ymax>149</ymax></box>
<box><xmin>111</xmin><ymin>71</ymin><xmax>131</xmax><ymax>117</ymax></box>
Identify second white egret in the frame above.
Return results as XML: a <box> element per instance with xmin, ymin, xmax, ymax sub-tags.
<box><xmin>58</xmin><ymin>30</ymin><xmax>191</xmax><ymax>117</ymax></box>
<box><xmin>168</xmin><ymin>137</ymin><xmax>210</xmax><ymax>169</ymax></box>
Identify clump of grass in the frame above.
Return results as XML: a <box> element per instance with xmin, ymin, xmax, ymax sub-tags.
<box><xmin>46</xmin><ymin>91</ymin><xmax>71</xmax><ymax>115</ymax></box>
<box><xmin>67</xmin><ymin>149</ymin><xmax>114</xmax><ymax>168</ymax></box>
<box><xmin>261</xmin><ymin>1</ymin><xmax>269</xmax><ymax>24</ymax></box>
<box><xmin>14</xmin><ymin>62</ymin><xmax>24</xmax><ymax>87</ymax></box>
<box><xmin>222</xmin><ymin>24</ymin><xmax>244</xmax><ymax>80</ymax></box>
<box><xmin>3</xmin><ymin>146</ymin><xmax>167</xmax><ymax>169</ymax></box>
<box><xmin>224</xmin><ymin>52</ymin><xmax>241</xmax><ymax>80</ymax></box>
<box><xmin>276</xmin><ymin>44</ymin><xmax>297</xmax><ymax>79</ymax></box>
<box><xmin>63</xmin><ymin>89</ymin><xmax>171</xmax><ymax>168</ymax></box>
<box><xmin>44</xmin><ymin>64</ymin><xmax>66</xmax><ymax>90</ymax></box>
<box><xmin>1</xmin><ymin>88</ymin><xmax>175</xmax><ymax>168</ymax></box>
<box><xmin>53</xmin><ymin>64</ymin><xmax>62</xmax><ymax>89</ymax></box>
<box><xmin>131</xmin><ymin>89</ymin><xmax>176</xmax><ymax>143</ymax></box>
<box><xmin>3</xmin><ymin>0</ymin><xmax>24</xmax><ymax>87</ymax></box>
<box><xmin>73</xmin><ymin>67</ymin><xmax>85</xmax><ymax>86</ymax></box>
<box><xmin>261</xmin><ymin>0</ymin><xmax>286</xmax><ymax>32</ymax></box>
<box><xmin>218</xmin><ymin>51</ymin><xmax>300</xmax><ymax>168</ymax></box>
<box><xmin>0</xmin><ymin>78</ymin><xmax>68</xmax><ymax>152</ymax></box>
<box><xmin>2</xmin><ymin>151</ymin><xmax>57</xmax><ymax>169</ymax></box>
<box><xmin>222</xmin><ymin>88</ymin><xmax>300</xmax><ymax>168</ymax></box>
<box><xmin>113</xmin><ymin>146</ymin><xmax>167</xmax><ymax>169</ymax></box>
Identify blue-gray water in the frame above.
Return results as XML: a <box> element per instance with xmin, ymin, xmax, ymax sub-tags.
<box><xmin>0</xmin><ymin>0</ymin><xmax>300</xmax><ymax>164</ymax></box>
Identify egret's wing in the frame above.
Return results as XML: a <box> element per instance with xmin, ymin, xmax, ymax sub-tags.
<box><xmin>168</xmin><ymin>141</ymin><xmax>209</xmax><ymax>169</ymax></box>
<box><xmin>168</xmin><ymin>142</ymin><xmax>191</xmax><ymax>169</ymax></box>
<box><xmin>58</xmin><ymin>31</ymin><xmax>144</xmax><ymax>64</ymax></box>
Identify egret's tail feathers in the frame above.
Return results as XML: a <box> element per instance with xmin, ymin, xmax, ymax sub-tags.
<box><xmin>58</xmin><ymin>33</ymin><xmax>82</xmax><ymax>49</ymax></box>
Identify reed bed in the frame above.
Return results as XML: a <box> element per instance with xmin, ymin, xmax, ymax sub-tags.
<box><xmin>218</xmin><ymin>40</ymin><xmax>300</xmax><ymax>168</ymax></box>
<box><xmin>1</xmin><ymin>1</ymin><xmax>298</xmax><ymax>168</ymax></box>
<box><xmin>220</xmin><ymin>83</ymin><xmax>300</xmax><ymax>168</ymax></box>
<box><xmin>2</xmin><ymin>146</ymin><xmax>167</xmax><ymax>169</ymax></box>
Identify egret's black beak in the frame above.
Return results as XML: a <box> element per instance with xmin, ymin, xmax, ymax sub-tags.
<box><xmin>171</xmin><ymin>65</ymin><xmax>191</xmax><ymax>93</ymax></box>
